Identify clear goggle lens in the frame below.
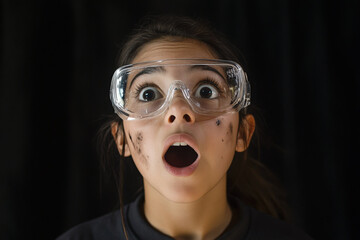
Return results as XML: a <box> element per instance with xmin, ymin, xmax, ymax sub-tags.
<box><xmin>110</xmin><ymin>59</ymin><xmax>250</xmax><ymax>120</ymax></box>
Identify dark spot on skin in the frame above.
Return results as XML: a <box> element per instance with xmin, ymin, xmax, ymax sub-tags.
<box><xmin>129</xmin><ymin>132</ymin><xmax>143</xmax><ymax>154</ymax></box>
<box><xmin>229</xmin><ymin>123</ymin><xmax>233</xmax><ymax>135</ymax></box>
<box><xmin>224</xmin><ymin>122</ymin><xmax>235</xmax><ymax>143</ymax></box>
<box><xmin>216</xmin><ymin>119</ymin><xmax>221</xmax><ymax>126</ymax></box>
<box><xmin>222</xmin><ymin>138</ymin><xmax>224</xmax><ymax>142</ymax></box>
<box><xmin>135</xmin><ymin>132</ymin><xmax>143</xmax><ymax>154</ymax></box>
<box><xmin>129</xmin><ymin>132</ymin><xmax>148</xmax><ymax>168</ymax></box>
<box><xmin>137</xmin><ymin>133</ymin><xmax>143</xmax><ymax>142</ymax></box>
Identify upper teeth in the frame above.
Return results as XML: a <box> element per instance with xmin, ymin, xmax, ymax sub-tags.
<box><xmin>172</xmin><ymin>142</ymin><xmax>188</xmax><ymax>146</ymax></box>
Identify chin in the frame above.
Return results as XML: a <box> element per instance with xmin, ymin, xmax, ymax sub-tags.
<box><xmin>161</xmin><ymin>183</ymin><xmax>206</xmax><ymax>204</ymax></box>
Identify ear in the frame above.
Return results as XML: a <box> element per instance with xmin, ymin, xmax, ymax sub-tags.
<box><xmin>111</xmin><ymin>122</ymin><xmax>131</xmax><ymax>157</ymax></box>
<box><xmin>235</xmin><ymin>114</ymin><xmax>256</xmax><ymax>152</ymax></box>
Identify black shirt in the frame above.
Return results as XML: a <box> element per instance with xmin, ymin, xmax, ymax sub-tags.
<box><xmin>56</xmin><ymin>195</ymin><xmax>313</xmax><ymax>240</ymax></box>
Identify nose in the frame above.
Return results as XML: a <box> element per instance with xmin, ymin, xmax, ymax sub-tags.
<box><xmin>165</xmin><ymin>96</ymin><xmax>195</xmax><ymax>124</ymax></box>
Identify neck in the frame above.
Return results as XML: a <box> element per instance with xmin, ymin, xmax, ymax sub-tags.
<box><xmin>143</xmin><ymin>176</ymin><xmax>232</xmax><ymax>240</ymax></box>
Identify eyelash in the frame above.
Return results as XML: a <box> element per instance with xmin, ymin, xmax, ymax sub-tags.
<box><xmin>134</xmin><ymin>82</ymin><xmax>161</xmax><ymax>96</ymax></box>
<box><xmin>196</xmin><ymin>78</ymin><xmax>224</xmax><ymax>95</ymax></box>
<box><xmin>133</xmin><ymin>78</ymin><xmax>224</xmax><ymax>97</ymax></box>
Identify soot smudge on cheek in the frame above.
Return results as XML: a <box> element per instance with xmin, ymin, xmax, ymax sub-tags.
<box><xmin>135</xmin><ymin>132</ymin><xmax>143</xmax><ymax>154</ymax></box>
<box><xmin>136</xmin><ymin>132</ymin><xmax>149</xmax><ymax>167</ymax></box>
<box><xmin>127</xmin><ymin>132</ymin><xmax>142</xmax><ymax>154</ymax></box>
<box><xmin>223</xmin><ymin>122</ymin><xmax>234</xmax><ymax>143</ymax></box>
<box><xmin>229</xmin><ymin>123</ymin><xmax>233</xmax><ymax>135</ymax></box>
<box><xmin>137</xmin><ymin>132</ymin><xmax>143</xmax><ymax>142</ymax></box>
<box><xmin>128</xmin><ymin>132</ymin><xmax>148</xmax><ymax>168</ymax></box>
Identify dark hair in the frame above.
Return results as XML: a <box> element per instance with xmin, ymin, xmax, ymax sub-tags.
<box><xmin>117</xmin><ymin>15</ymin><xmax>241</xmax><ymax>66</ymax></box>
<box><xmin>98</xmin><ymin>15</ymin><xmax>289</xmax><ymax>226</ymax></box>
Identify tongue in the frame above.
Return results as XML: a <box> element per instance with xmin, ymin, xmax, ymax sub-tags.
<box><xmin>165</xmin><ymin>145</ymin><xmax>198</xmax><ymax>168</ymax></box>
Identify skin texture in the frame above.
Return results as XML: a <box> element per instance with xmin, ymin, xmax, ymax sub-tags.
<box><xmin>113</xmin><ymin>39</ymin><xmax>255</xmax><ymax>240</ymax></box>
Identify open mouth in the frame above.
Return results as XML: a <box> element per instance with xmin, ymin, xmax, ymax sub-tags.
<box><xmin>164</xmin><ymin>142</ymin><xmax>198</xmax><ymax>168</ymax></box>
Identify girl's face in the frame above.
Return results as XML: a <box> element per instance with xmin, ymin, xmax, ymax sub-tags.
<box><xmin>121</xmin><ymin>39</ymin><xmax>243</xmax><ymax>203</ymax></box>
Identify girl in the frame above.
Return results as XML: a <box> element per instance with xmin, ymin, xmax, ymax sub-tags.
<box><xmin>57</xmin><ymin>16</ymin><xmax>312</xmax><ymax>240</ymax></box>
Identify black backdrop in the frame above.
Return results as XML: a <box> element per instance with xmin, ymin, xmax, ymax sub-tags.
<box><xmin>1</xmin><ymin>0</ymin><xmax>359</xmax><ymax>239</ymax></box>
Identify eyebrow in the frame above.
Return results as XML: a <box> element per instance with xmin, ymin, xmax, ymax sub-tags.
<box><xmin>129</xmin><ymin>66</ymin><xmax>166</xmax><ymax>89</ymax></box>
<box><xmin>190</xmin><ymin>65</ymin><xmax>226</xmax><ymax>81</ymax></box>
<box><xmin>128</xmin><ymin>64</ymin><xmax>226</xmax><ymax>89</ymax></box>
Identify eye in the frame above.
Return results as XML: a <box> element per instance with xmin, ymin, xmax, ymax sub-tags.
<box><xmin>138</xmin><ymin>86</ymin><xmax>162</xmax><ymax>102</ymax></box>
<box><xmin>195</xmin><ymin>84</ymin><xmax>219</xmax><ymax>99</ymax></box>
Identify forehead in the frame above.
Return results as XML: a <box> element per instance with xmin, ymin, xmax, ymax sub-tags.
<box><xmin>132</xmin><ymin>39</ymin><xmax>218</xmax><ymax>64</ymax></box>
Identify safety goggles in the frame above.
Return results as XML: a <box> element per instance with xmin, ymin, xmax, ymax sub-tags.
<box><xmin>110</xmin><ymin>59</ymin><xmax>250</xmax><ymax>120</ymax></box>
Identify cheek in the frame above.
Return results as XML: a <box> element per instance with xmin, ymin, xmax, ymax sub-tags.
<box><xmin>214</xmin><ymin>117</ymin><xmax>237</xmax><ymax>144</ymax></box>
<box><xmin>125</xmin><ymin>122</ymin><xmax>155</xmax><ymax>169</ymax></box>
<box><xmin>127</xmin><ymin>131</ymin><xmax>149</xmax><ymax>167</ymax></box>
<box><xmin>215</xmin><ymin>118</ymin><xmax>237</xmax><ymax>171</ymax></box>
<box><xmin>200</xmin><ymin>118</ymin><xmax>237</xmax><ymax>175</ymax></box>
<box><xmin>200</xmin><ymin>116</ymin><xmax>238</xmax><ymax>165</ymax></box>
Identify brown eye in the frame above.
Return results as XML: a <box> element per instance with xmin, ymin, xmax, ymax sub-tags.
<box><xmin>139</xmin><ymin>87</ymin><xmax>162</xmax><ymax>102</ymax></box>
<box><xmin>195</xmin><ymin>84</ymin><xmax>219</xmax><ymax>99</ymax></box>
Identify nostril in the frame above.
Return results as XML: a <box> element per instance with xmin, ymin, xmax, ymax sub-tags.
<box><xmin>183</xmin><ymin>114</ymin><xmax>191</xmax><ymax>122</ymax></box>
<box><xmin>169</xmin><ymin>115</ymin><xmax>176</xmax><ymax>123</ymax></box>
